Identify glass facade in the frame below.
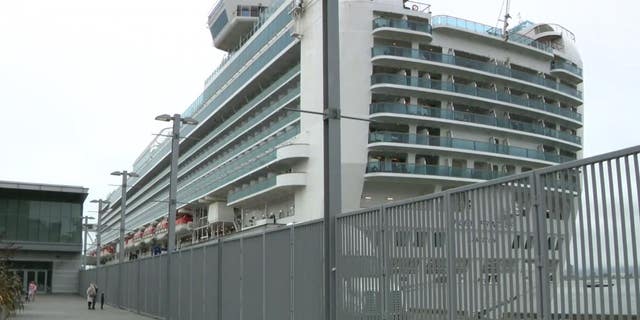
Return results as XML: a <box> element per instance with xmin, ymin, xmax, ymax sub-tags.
<box><xmin>0</xmin><ymin>189</ymin><xmax>82</xmax><ymax>244</ymax></box>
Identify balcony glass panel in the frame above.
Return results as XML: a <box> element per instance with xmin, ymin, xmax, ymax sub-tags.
<box><xmin>227</xmin><ymin>176</ymin><xmax>278</xmax><ymax>203</ymax></box>
<box><xmin>366</xmin><ymin>161</ymin><xmax>509</xmax><ymax>180</ymax></box>
<box><xmin>372</xmin><ymin>17</ymin><xmax>432</xmax><ymax>34</ymax></box>
<box><xmin>368</xmin><ymin>131</ymin><xmax>575</xmax><ymax>163</ymax></box>
<box><xmin>371</xmin><ymin>46</ymin><xmax>583</xmax><ymax>100</ymax></box>
<box><xmin>431</xmin><ymin>15</ymin><xmax>552</xmax><ymax>53</ymax></box>
<box><xmin>370</xmin><ymin>74</ymin><xmax>583</xmax><ymax>124</ymax></box>
<box><xmin>551</xmin><ymin>60</ymin><xmax>583</xmax><ymax>77</ymax></box>
<box><xmin>369</xmin><ymin>102</ymin><xmax>581</xmax><ymax>145</ymax></box>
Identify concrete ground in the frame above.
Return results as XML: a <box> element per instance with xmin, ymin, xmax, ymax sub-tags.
<box><xmin>13</xmin><ymin>294</ymin><xmax>153</xmax><ymax>320</ymax></box>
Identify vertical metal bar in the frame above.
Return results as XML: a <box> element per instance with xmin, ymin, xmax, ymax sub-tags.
<box><xmin>218</xmin><ymin>239</ymin><xmax>224</xmax><ymax>320</ymax></box>
<box><xmin>583</xmin><ymin>165</ymin><xmax>597</xmax><ymax>316</ymax></box>
<box><xmin>575</xmin><ymin>165</ymin><xmax>589</xmax><ymax>316</ymax></box>
<box><xmin>630</xmin><ymin>154</ymin><xmax>640</xmax><ymax>310</ymax></box>
<box><xmin>591</xmin><ymin>163</ymin><xmax>605</xmax><ymax>317</ymax></box>
<box><xmin>616</xmin><ymin>157</ymin><xmax>632</xmax><ymax>316</ymax></box>
<box><xmin>97</xmin><ymin>201</ymin><xmax>103</xmax><ymax>268</ymax></box>
<box><xmin>445</xmin><ymin>191</ymin><xmax>456</xmax><ymax>320</ymax></box>
<box><xmin>601</xmin><ymin>161</ymin><xmax>616</xmax><ymax>316</ymax></box>
<box><xmin>533</xmin><ymin>171</ymin><xmax>551</xmax><ymax>320</ymax></box>
<box><xmin>567</xmin><ymin>167</ymin><xmax>580</xmax><ymax>317</ymax></box>
<box><xmin>322</xmin><ymin>0</ymin><xmax>341</xmax><ymax>314</ymax></box>
<box><xmin>609</xmin><ymin>159</ymin><xmax>624</xmax><ymax>318</ymax></box>
<box><xmin>290</xmin><ymin>224</ymin><xmax>295</xmax><ymax>320</ymax></box>
<box><xmin>489</xmin><ymin>185</ymin><xmax>499</xmax><ymax>319</ymax></box>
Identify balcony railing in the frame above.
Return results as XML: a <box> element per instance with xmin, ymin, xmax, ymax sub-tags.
<box><xmin>370</xmin><ymin>73</ymin><xmax>583</xmax><ymax>124</ymax></box>
<box><xmin>431</xmin><ymin>15</ymin><xmax>552</xmax><ymax>53</ymax></box>
<box><xmin>551</xmin><ymin>60</ymin><xmax>583</xmax><ymax>78</ymax></box>
<box><xmin>366</xmin><ymin>161</ymin><xmax>509</xmax><ymax>180</ymax></box>
<box><xmin>369</xmin><ymin>102</ymin><xmax>582</xmax><ymax>145</ymax></box>
<box><xmin>372</xmin><ymin>17</ymin><xmax>432</xmax><ymax>34</ymax></box>
<box><xmin>227</xmin><ymin>176</ymin><xmax>278</xmax><ymax>203</ymax></box>
<box><xmin>372</xmin><ymin>46</ymin><xmax>583</xmax><ymax>99</ymax></box>
<box><xmin>368</xmin><ymin>131</ymin><xmax>576</xmax><ymax>163</ymax></box>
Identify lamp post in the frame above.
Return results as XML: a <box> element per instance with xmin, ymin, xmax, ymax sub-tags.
<box><xmin>111</xmin><ymin>170</ymin><xmax>138</xmax><ymax>263</ymax></box>
<box><xmin>82</xmin><ymin>216</ymin><xmax>95</xmax><ymax>270</ymax></box>
<box><xmin>155</xmin><ymin>113</ymin><xmax>197</xmax><ymax>320</ymax></box>
<box><xmin>90</xmin><ymin>199</ymin><xmax>109</xmax><ymax>268</ymax></box>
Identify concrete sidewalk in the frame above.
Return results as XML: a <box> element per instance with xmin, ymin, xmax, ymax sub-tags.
<box><xmin>13</xmin><ymin>295</ymin><xmax>153</xmax><ymax>320</ymax></box>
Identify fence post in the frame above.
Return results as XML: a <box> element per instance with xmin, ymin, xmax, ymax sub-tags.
<box><xmin>379</xmin><ymin>205</ymin><xmax>387</xmax><ymax>319</ymax></box>
<box><xmin>532</xmin><ymin>172</ymin><xmax>551</xmax><ymax>320</ymax></box>
<box><xmin>445</xmin><ymin>192</ymin><xmax>457</xmax><ymax>320</ymax></box>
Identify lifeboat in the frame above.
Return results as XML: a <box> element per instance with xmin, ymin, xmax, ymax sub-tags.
<box><xmin>101</xmin><ymin>245</ymin><xmax>115</xmax><ymax>258</ymax></box>
<box><xmin>124</xmin><ymin>235</ymin><xmax>134</xmax><ymax>251</ymax></box>
<box><xmin>175</xmin><ymin>214</ymin><xmax>193</xmax><ymax>236</ymax></box>
<box><xmin>132</xmin><ymin>229</ymin><xmax>144</xmax><ymax>249</ymax></box>
<box><xmin>142</xmin><ymin>224</ymin><xmax>156</xmax><ymax>245</ymax></box>
<box><xmin>154</xmin><ymin>218</ymin><xmax>169</xmax><ymax>241</ymax></box>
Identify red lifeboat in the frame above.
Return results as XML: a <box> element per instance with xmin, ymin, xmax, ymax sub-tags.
<box><xmin>142</xmin><ymin>224</ymin><xmax>156</xmax><ymax>245</ymax></box>
<box><xmin>154</xmin><ymin>218</ymin><xmax>169</xmax><ymax>241</ymax></box>
<box><xmin>101</xmin><ymin>245</ymin><xmax>115</xmax><ymax>258</ymax></box>
<box><xmin>175</xmin><ymin>214</ymin><xmax>193</xmax><ymax>236</ymax></box>
<box><xmin>124</xmin><ymin>235</ymin><xmax>134</xmax><ymax>251</ymax></box>
<box><xmin>132</xmin><ymin>229</ymin><xmax>144</xmax><ymax>248</ymax></box>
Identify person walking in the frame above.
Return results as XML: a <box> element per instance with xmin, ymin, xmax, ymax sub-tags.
<box><xmin>86</xmin><ymin>283</ymin><xmax>97</xmax><ymax>309</ymax></box>
<box><xmin>27</xmin><ymin>281</ymin><xmax>37</xmax><ymax>302</ymax></box>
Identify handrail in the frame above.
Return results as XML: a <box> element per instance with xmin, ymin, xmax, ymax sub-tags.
<box><xmin>370</xmin><ymin>73</ymin><xmax>583</xmax><ymax>126</ymax></box>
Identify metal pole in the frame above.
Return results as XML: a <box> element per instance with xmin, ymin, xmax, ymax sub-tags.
<box><xmin>96</xmin><ymin>201</ymin><xmax>104</xmax><ymax>268</ymax></box>
<box><xmin>166</xmin><ymin>114</ymin><xmax>181</xmax><ymax>320</ymax></box>
<box><xmin>322</xmin><ymin>0</ymin><xmax>340</xmax><ymax>318</ymax></box>
<box><xmin>82</xmin><ymin>216</ymin><xmax>88</xmax><ymax>270</ymax></box>
<box><xmin>120</xmin><ymin>173</ymin><xmax>128</xmax><ymax>264</ymax></box>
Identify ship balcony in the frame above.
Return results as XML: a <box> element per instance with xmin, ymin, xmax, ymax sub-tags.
<box><xmin>371</xmin><ymin>46</ymin><xmax>583</xmax><ymax>103</ymax></box>
<box><xmin>431</xmin><ymin>15</ymin><xmax>553</xmax><ymax>58</ymax></box>
<box><xmin>227</xmin><ymin>172</ymin><xmax>306</xmax><ymax>206</ymax></box>
<box><xmin>372</xmin><ymin>17</ymin><xmax>432</xmax><ymax>43</ymax></box>
<box><xmin>364</xmin><ymin>161</ymin><xmax>509</xmax><ymax>185</ymax></box>
<box><xmin>177</xmin><ymin>137</ymin><xmax>309</xmax><ymax>205</ymax></box>
<box><xmin>369</xmin><ymin>103</ymin><xmax>582</xmax><ymax>151</ymax></box>
<box><xmin>208</xmin><ymin>3</ymin><xmax>267</xmax><ymax>51</ymax></box>
<box><xmin>550</xmin><ymin>60</ymin><xmax>583</xmax><ymax>83</ymax></box>
<box><xmin>370</xmin><ymin>74</ymin><xmax>583</xmax><ymax>128</ymax></box>
<box><xmin>368</xmin><ymin>132</ymin><xmax>575</xmax><ymax>165</ymax></box>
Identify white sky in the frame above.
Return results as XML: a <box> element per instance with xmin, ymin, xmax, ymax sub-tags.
<box><xmin>0</xmin><ymin>0</ymin><xmax>638</xmax><ymax>219</ymax></box>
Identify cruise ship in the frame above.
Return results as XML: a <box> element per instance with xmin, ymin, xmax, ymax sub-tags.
<box><xmin>96</xmin><ymin>0</ymin><xmax>583</xmax><ymax>262</ymax></box>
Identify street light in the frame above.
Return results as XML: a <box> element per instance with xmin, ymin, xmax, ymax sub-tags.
<box><xmin>90</xmin><ymin>199</ymin><xmax>109</xmax><ymax>268</ymax></box>
<box><xmin>111</xmin><ymin>170</ymin><xmax>138</xmax><ymax>263</ymax></box>
<box><xmin>81</xmin><ymin>216</ymin><xmax>95</xmax><ymax>270</ymax></box>
<box><xmin>155</xmin><ymin>113</ymin><xmax>198</xmax><ymax>320</ymax></box>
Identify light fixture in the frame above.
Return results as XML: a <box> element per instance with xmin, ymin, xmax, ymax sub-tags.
<box><xmin>386</xmin><ymin>196</ymin><xmax>394</xmax><ymax>201</ymax></box>
<box><xmin>181</xmin><ymin>117</ymin><xmax>199</xmax><ymax>125</ymax></box>
<box><xmin>110</xmin><ymin>171</ymin><xmax>122</xmax><ymax>176</ymax></box>
<box><xmin>155</xmin><ymin>114</ymin><xmax>172</xmax><ymax>122</ymax></box>
<box><xmin>364</xmin><ymin>196</ymin><xmax>372</xmax><ymax>200</ymax></box>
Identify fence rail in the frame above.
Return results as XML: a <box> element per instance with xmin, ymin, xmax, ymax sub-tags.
<box><xmin>80</xmin><ymin>145</ymin><xmax>640</xmax><ymax>320</ymax></box>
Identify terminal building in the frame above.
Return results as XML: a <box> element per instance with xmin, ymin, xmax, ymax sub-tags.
<box><xmin>96</xmin><ymin>0</ymin><xmax>583</xmax><ymax>262</ymax></box>
<box><xmin>0</xmin><ymin>180</ymin><xmax>88</xmax><ymax>294</ymax></box>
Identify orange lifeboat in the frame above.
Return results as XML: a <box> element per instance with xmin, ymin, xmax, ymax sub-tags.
<box><xmin>132</xmin><ymin>229</ymin><xmax>144</xmax><ymax>248</ymax></box>
<box><xmin>175</xmin><ymin>214</ymin><xmax>193</xmax><ymax>236</ymax></box>
<box><xmin>142</xmin><ymin>224</ymin><xmax>156</xmax><ymax>245</ymax></box>
<box><xmin>154</xmin><ymin>218</ymin><xmax>169</xmax><ymax>241</ymax></box>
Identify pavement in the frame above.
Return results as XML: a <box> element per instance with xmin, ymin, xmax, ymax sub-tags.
<box><xmin>13</xmin><ymin>294</ymin><xmax>153</xmax><ymax>320</ymax></box>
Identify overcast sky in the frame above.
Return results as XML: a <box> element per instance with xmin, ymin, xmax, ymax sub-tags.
<box><xmin>0</xmin><ymin>0</ymin><xmax>638</xmax><ymax>219</ymax></box>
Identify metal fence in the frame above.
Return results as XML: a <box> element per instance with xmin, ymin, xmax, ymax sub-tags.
<box><xmin>80</xmin><ymin>145</ymin><xmax>640</xmax><ymax>320</ymax></box>
<box><xmin>80</xmin><ymin>221</ymin><xmax>324</xmax><ymax>320</ymax></box>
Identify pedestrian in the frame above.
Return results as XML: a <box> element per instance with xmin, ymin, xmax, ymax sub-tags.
<box><xmin>28</xmin><ymin>281</ymin><xmax>37</xmax><ymax>302</ymax></box>
<box><xmin>100</xmin><ymin>292</ymin><xmax>105</xmax><ymax>310</ymax></box>
<box><xmin>92</xmin><ymin>284</ymin><xmax>99</xmax><ymax>310</ymax></box>
<box><xmin>86</xmin><ymin>283</ymin><xmax>97</xmax><ymax>309</ymax></box>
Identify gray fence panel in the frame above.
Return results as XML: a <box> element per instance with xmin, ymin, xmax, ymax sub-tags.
<box><xmin>243</xmin><ymin>235</ymin><xmax>264</xmax><ymax>320</ymax></box>
<box><xmin>178</xmin><ymin>249</ymin><xmax>190</xmax><ymax>319</ymax></box>
<box><xmin>222</xmin><ymin>239</ymin><xmax>242</xmax><ymax>320</ymax></box>
<box><xmin>204</xmin><ymin>244</ymin><xmax>219</xmax><ymax>319</ymax></box>
<box><xmin>539</xmin><ymin>154</ymin><xmax>640</xmax><ymax>319</ymax></box>
<box><xmin>265</xmin><ymin>228</ymin><xmax>291</xmax><ymax>320</ymax></box>
<box><xmin>336</xmin><ymin>208</ymin><xmax>383</xmax><ymax>320</ymax></box>
<box><xmin>191</xmin><ymin>247</ymin><xmax>205</xmax><ymax>320</ymax></box>
<box><xmin>294</xmin><ymin>222</ymin><xmax>324</xmax><ymax>320</ymax></box>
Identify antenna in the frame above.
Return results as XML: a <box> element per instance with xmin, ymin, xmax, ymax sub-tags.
<box><xmin>496</xmin><ymin>0</ymin><xmax>512</xmax><ymax>41</ymax></box>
